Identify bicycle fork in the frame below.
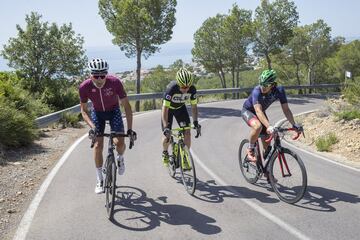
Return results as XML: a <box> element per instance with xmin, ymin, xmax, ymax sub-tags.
<box><xmin>277</xmin><ymin>151</ymin><xmax>292</xmax><ymax>177</ymax></box>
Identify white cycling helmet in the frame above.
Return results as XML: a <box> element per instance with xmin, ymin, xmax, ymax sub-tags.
<box><xmin>88</xmin><ymin>58</ymin><xmax>109</xmax><ymax>74</ymax></box>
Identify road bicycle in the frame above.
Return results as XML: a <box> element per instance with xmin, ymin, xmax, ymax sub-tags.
<box><xmin>238</xmin><ymin>127</ymin><xmax>307</xmax><ymax>204</ymax></box>
<box><xmin>90</xmin><ymin>129</ymin><xmax>136</xmax><ymax>219</ymax></box>
<box><xmin>167</xmin><ymin>124</ymin><xmax>201</xmax><ymax>195</ymax></box>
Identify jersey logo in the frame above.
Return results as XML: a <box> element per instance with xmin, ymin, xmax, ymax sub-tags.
<box><xmin>104</xmin><ymin>88</ymin><xmax>114</xmax><ymax>97</ymax></box>
<box><xmin>92</xmin><ymin>88</ymin><xmax>96</xmax><ymax>93</ymax></box>
<box><xmin>171</xmin><ymin>93</ymin><xmax>191</xmax><ymax>103</ymax></box>
<box><xmin>165</xmin><ymin>94</ymin><xmax>172</xmax><ymax>100</ymax></box>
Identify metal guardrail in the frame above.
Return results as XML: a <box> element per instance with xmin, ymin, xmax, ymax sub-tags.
<box><xmin>35</xmin><ymin>84</ymin><xmax>342</xmax><ymax>128</ymax></box>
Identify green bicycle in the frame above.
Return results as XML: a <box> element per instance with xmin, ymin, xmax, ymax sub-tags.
<box><xmin>167</xmin><ymin>125</ymin><xmax>201</xmax><ymax>195</ymax></box>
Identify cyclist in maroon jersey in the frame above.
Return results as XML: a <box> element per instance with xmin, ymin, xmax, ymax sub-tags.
<box><xmin>79</xmin><ymin>58</ymin><xmax>136</xmax><ymax>194</ymax></box>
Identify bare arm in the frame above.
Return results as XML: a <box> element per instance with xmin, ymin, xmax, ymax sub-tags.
<box><xmin>120</xmin><ymin>97</ymin><xmax>133</xmax><ymax>130</ymax></box>
<box><xmin>254</xmin><ymin>103</ymin><xmax>270</xmax><ymax>128</ymax></box>
<box><xmin>80</xmin><ymin>102</ymin><xmax>95</xmax><ymax>129</ymax></box>
<box><xmin>281</xmin><ymin>103</ymin><xmax>296</xmax><ymax>126</ymax></box>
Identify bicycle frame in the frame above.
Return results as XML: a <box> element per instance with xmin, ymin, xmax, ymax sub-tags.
<box><xmin>255</xmin><ymin>128</ymin><xmax>302</xmax><ymax>178</ymax></box>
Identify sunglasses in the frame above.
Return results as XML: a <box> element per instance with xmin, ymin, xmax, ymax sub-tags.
<box><xmin>180</xmin><ymin>86</ymin><xmax>190</xmax><ymax>90</ymax></box>
<box><xmin>93</xmin><ymin>75</ymin><xmax>106</xmax><ymax>79</ymax></box>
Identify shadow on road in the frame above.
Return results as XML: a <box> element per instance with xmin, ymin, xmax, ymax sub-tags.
<box><xmin>110</xmin><ymin>186</ymin><xmax>221</xmax><ymax>234</ymax></box>
<box><xmin>193</xmin><ymin>179</ymin><xmax>279</xmax><ymax>204</ymax></box>
<box><xmin>195</xmin><ymin>106</ymin><xmax>241</xmax><ymax>119</ymax></box>
<box><xmin>294</xmin><ymin>185</ymin><xmax>360</xmax><ymax>211</ymax></box>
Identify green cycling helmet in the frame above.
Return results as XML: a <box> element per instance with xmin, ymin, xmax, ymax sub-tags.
<box><xmin>176</xmin><ymin>68</ymin><xmax>193</xmax><ymax>87</ymax></box>
<box><xmin>259</xmin><ymin>69</ymin><xmax>277</xmax><ymax>86</ymax></box>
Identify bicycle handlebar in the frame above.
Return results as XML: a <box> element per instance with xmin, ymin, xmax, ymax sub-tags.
<box><xmin>90</xmin><ymin>132</ymin><xmax>136</xmax><ymax>149</ymax></box>
<box><xmin>265</xmin><ymin>127</ymin><xmax>304</xmax><ymax>143</ymax></box>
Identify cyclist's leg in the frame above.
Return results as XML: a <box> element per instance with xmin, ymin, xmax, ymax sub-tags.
<box><xmin>241</xmin><ymin>108</ymin><xmax>262</xmax><ymax>161</ymax></box>
<box><xmin>174</xmin><ymin>105</ymin><xmax>191</xmax><ymax>148</ymax></box>
<box><xmin>91</xmin><ymin>110</ymin><xmax>106</xmax><ymax>192</ymax></box>
<box><xmin>161</xmin><ymin>109</ymin><xmax>174</xmax><ymax>151</ymax></box>
<box><xmin>161</xmin><ymin>109</ymin><xmax>174</xmax><ymax>165</ymax></box>
<box><xmin>91</xmin><ymin>110</ymin><xmax>106</xmax><ymax>168</ymax></box>
<box><xmin>109</xmin><ymin>108</ymin><xmax>126</xmax><ymax>155</ymax></box>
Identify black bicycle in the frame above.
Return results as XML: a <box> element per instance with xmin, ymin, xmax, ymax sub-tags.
<box><xmin>238</xmin><ymin>127</ymin><xmax>307</xmax><ymax>204</ymax></box>
<box><xmin>90</xmin><ymin>130</ymin><xmax>136</xmax><ymax>219</ymax></box>
<box><xmin>167</xmin><ymin>124</ymin><xmax>201</xmax><ymax>195</ymax></box>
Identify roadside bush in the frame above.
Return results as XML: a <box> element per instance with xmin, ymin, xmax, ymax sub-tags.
<box><xmin>59</xmin><ymin>112</ymin><xmax>82</xmax><ymax>128</ymax></box>
<box><xmin>0</xmin><ymin>73</ymin><xmax>51</xmax><ymax>117</ymax></box>
<box><xmin>343</xmin><ymin>78</ymin><xmax>360</xmax><ymax>105</ymax></box>
<box><xmin>315</xmin><ymin>133</ymin><xmax>339</xmax><ymax>152</ymax></box>
<box><xmin>41</xmin><ymin>79</ymin><xmax>79</xmax><ymax>111</ymax></box>
<box><xmin>335</xmin><ymin>109</ymin><xmax>360</xmax><ymax>121</ymax></box>
<box><xmin>0</xmin><ymin>101</ymin><xmax>38</xmax><ymax>147</ymax></box>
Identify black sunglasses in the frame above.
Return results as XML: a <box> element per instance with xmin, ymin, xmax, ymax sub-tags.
<box><xmin>93</xmin><ymin>75</ymin><xmax>106</xmax><ymax>79</ymax></box>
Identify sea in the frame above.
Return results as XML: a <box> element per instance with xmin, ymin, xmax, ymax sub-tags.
<box><xmin>0</xmin><ymin>42</ymin><xmax>194</xmax><ymax>73</ymax></box>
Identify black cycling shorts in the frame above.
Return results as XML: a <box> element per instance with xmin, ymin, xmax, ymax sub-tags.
<box><xmin>161</xmin><ymin>105</ymin><xmax>190</xmax><ymax>130</ymax></box>
<box><xmin>241</xmin><ymin>108</ymin><xmax>268</xmax><ymax>136</ymax></box>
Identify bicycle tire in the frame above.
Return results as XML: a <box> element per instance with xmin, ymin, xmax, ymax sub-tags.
<box><xmin>167</xmin><ymin>155</ymin><xmax>176</xmax><ymax>178</ymax></box>
<box><xmin>269</xmin><ymin>148</ymin><xmax>307</xmax><ymax>204</ymax></box>
<box><xmin>105</xmin><ymin>158</ymin><xmax>117</xmax><ymax>219</ymax></box>
<box><xmin>238</xmin><ymin>139</ymin><xmax>260</xmax><ymax>184</ymax></box>
<box><xmin>179</xmin><ymin>145</ymin><xmax>196</xmax><ymax>195</ymax></box>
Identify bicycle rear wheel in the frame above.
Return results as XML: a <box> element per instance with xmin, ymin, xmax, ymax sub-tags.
<box><xmin>238</xmin><ymin>139</ymin><xmax>260</xmax><ymax>184</ymax></box>
<box><xmin>179</xmin><ymin>145</ymin><xmax>196</xmax><ymax>195</ymax></box>
<box><xmin>269</xmin><ymin>148</ymin><xmax>307</xmax><ymax>204</ymax></box>
<box><xmin>105</xmin><ymin>158</ymin><xmax>117</xmax><ymax>218</ymax></box>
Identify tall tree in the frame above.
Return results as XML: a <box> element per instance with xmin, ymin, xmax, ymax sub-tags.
<box><xmin>301</xmin><ymin>20</ymin><xmax>334</xmax><ymax>86</ymax></box>
<box><xmin>192</xmin><ymin>14</ymin><xmax>228</xmax><ymax>88</ymax></box>
<box><xmin>224</xmin><ymin>4</ymin><xmax>253</xmax><ymax>96</ymax></box>
<box><xmin>99</xmin><ymin>0</ymin><xmax>176</xmax><ymax>111</ymax></box>
<box><xmin>1</xmin><ymin>12</ymin><xmax>87</xmax><ymax>94</ymax></box>
<box><xmin>253</xmin><ymin>0</ymin><xmax>299</xmax><ymax>69</ymax></box>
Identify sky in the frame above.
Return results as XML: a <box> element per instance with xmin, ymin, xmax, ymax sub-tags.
<box><xmin>1</xmin><ymin>0</ymin><xmax>360</xmax><ymax>71</ymax></box>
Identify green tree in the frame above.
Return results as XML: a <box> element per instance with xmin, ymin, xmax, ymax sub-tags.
<box><xmin>253</xmin><ymin>0</ymin><xmax>299</xmax><ymax>69</ymax></box>
<box><xmin>300</xmin><ymin>20</ymin><xmax>336</xmax><ymax>86</ymax></box>
<box><xmin>99</xmin><ymin>0</ymin><xmax>177</xmax><ymax>111</ymax></box>
<box><xmin>224</xmin><ymin>4</ymin><xmax>253</xmax><ymax>94</ymax></box>
<box><xmin>1</xmin><ymin>12</ymin><xmax>87</xmax><ymax>94</ymax></box>
<box><xmin>332</xmin><ymin>40</ymin><xmax>360</xmax><ymax>80</ymax></box>
<box><xmin>142</xmin><ymin>65</ymin><xmax>174</xmax><ymax>92</ymax></box>
<box><xmin>192</xmin><ymin>14</ymin><xmax>228</xmax><ymax>88</ymax></box>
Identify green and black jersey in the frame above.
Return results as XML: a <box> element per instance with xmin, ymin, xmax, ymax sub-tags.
<box><xmin>163</xmin><ymin>81</ymin><xmax>198</xmax><ymax>109</ymax></box>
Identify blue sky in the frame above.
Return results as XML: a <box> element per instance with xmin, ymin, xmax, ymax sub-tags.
<box><xmin>1</xmin><ymin>0</ymin><xmax>360</xmax><ymax>71</ymax></box>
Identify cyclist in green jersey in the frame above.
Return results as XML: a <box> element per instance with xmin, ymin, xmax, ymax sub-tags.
<box><xmin>161</xmin><ymin>68</ymin><xmax>201</xmax><ymax>166</ymax></box>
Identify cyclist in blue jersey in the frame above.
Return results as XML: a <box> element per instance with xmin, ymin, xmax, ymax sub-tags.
<box><xmin>241</xmin><ymin>69</ymin><xmax>302</xmax><ymax>162</ymax></box>
<box><xmin>161</xmin><ymin>68</ymin><xmax>201</xmax><ymax>166</ymax></box>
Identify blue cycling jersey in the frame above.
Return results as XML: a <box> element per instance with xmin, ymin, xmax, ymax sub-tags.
<box><xmin>243</xmin><ymin>85</ymin><xmax>288</xmax><ymax>113</ymax></box>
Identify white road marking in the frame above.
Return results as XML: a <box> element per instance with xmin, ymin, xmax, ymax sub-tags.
<box><xmin>13</xmin><ymin>134</ymin><xmax>88</xmax><ymax>240</ymax></box>
<box><xmin>194</xmin><ymin>118</ymin><xmax>311</xmax><ymax>240</ymax></box>
<box><xmin>192</xmin><ymin>149</ymin><xmax>311</xmax><ymax>240</ymax></box>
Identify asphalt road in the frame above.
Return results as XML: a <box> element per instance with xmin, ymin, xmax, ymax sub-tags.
<box><xmin>18</xmin><ymin>96</ymin><xmax>360</xmax><ymax>240</ymax></box>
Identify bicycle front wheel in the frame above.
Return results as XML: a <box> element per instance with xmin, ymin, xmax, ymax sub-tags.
<box><xmin>269</xmin><ymin>148</ymin><xmax>307</xmax><ymax>204</ymax></box>
<box><xmin>105</xmin><ymin>158</ymin><xmax>117</xmax><ymax>219</ymax></box>
<box><xmin>179</xmin><ymin>145</ymin><xmax>196</xmax><ymax>195</ymax></box>
<box><xmin>238</xmin><ymin>139</ymin><xmax>260</xmax><ymax>184</ymax></box>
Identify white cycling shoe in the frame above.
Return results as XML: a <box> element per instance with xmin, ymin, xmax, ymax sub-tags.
<box><xmin>94</xmin><ymin>180</ymin><xmax>103</xmax><ymax>194</ymax></box>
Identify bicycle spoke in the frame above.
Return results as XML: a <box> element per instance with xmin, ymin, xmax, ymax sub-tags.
<box><xmin>270</xmin><ymin>149</ymin><xmax>307</xmax><ymax>204</ymax></box>
<box><xmin>239</xmin><ymin>139</ymin><xmax>260</xmax><ymax>184</ymax></box>
<box><xmin>179</xmin><ymin>146</ymin><xmax>196</xmax><ymax>195</ymax></box>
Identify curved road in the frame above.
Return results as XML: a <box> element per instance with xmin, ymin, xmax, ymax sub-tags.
<box><xmin>16</xmin><ymin>96</ymin><xmax>360</xmax><ymax>240</ymax></box>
